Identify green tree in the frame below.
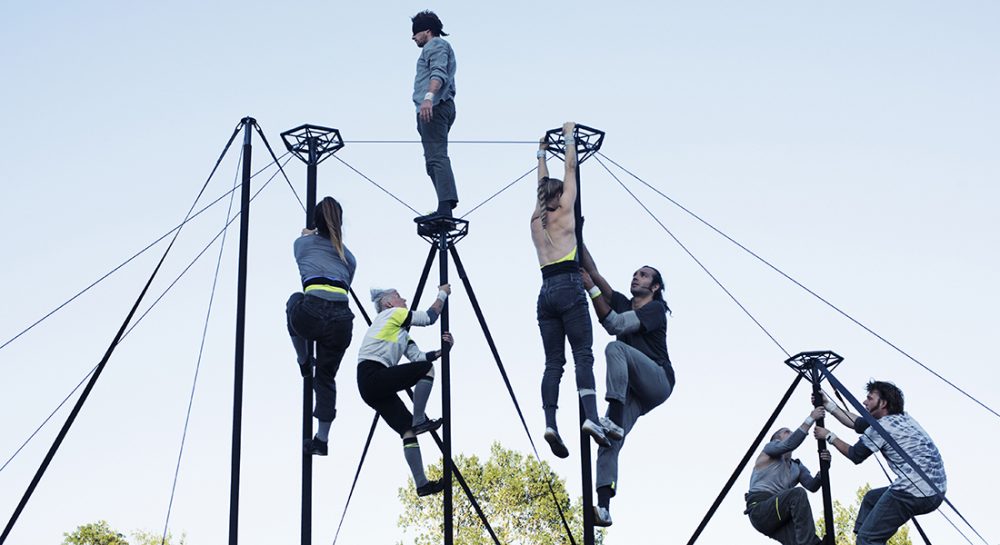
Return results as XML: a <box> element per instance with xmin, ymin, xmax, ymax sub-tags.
<box><xmin>398</xmin><ymin>442</ymin><xmax>605</xmax><ymax>545</ymax></box>
<box><xmin>63</xmin><ymin>521</ymin><xmax>186</xmax><ymax>545</ymax></box>
<box><xmin>130</xmin><ymin>529</ymin><xmax>187</xmax><ymax>545</ymax></box>
<box><xmin>816</xmin><ymin>484</ymin><xmax>911</xmax><ymax>545</ymax></box>
<box><xmin>62</xmin><ymin>521</ymin><xmax>129</xmax><ymax>545</ymax></box>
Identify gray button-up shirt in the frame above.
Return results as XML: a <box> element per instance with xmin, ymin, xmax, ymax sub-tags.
<box><xmin>412</xmin><ymin>36</ymin><xmax>457</xmax><ymax>109</ymax></box>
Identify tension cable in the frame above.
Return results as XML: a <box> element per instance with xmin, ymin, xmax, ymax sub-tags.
<box><xmin>597</xmin><ymin>152</ymin><xmax>1000</xmax><ymax>422</ymax></box>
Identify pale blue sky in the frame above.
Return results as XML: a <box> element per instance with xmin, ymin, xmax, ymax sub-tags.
<box><xmin>2</xmin><ymin>2</ymin><xmax>998</xmax><ymax>544</ymax></box>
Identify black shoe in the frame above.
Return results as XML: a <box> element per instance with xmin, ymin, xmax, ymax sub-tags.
<box><xmin>582</xmin><ymin>419</ymin><xmax>611</xmax><ymax>447</ymax></box>
<box><xmin>544</xmin><ymin>427</ymin><xmax>570</xmax><ymax>459</ymax></box>
<box><xmin>600</xmin><ymin>417</ymin><xmax>624</xmax><ymax>441</ymax></box>
<box><xmin>411</xmin><ymin>417</ymin><xmax>443</xmax><ymax>436</ymax></box>
<box><xmin>416</xmin><ymin>479</ymin><xmax>445</xmax><ymax>497</ymax></box>
<box><xmin>414</xmin><ymin>208</ymin><xmax>453</xmax><ymax>223</ymax></box>
<box><xmin>304</xmin><ymin>436</ymin><xmax>328</xmax><ymax>456</ymax></box>
<box><xmin>414</xmin><ymin>211</ymin><xmax>441</xmax><ymax>223</ymax></box>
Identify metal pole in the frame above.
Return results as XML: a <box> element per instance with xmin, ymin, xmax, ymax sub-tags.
<box><xmin>810</xmin><ymin>361</ymin><xmax>835</xmax><ymax>544</ymax></box>
<box><xmin>574</xmin><ymin>162</ymin><xmax>596</xmax><ymax>545</ymax></box>
<box><xmin>439</xmin><ymin>231</ymin><xmax>454</xmax><ymax>545</ymax></box>
<box><xmin>301</xmin><ymin>140</ymin><xmax>319</xmax><ymax>545</ymax></box>
<box><xmin>229</xmin><ymin>116</ymin><xmax>255</xmax><ymax>545</ymax></box>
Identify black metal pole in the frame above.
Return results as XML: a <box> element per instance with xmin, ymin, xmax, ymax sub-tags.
<box><xmin>573</xmin><ymin>161</ymin><xmax>596</xmax><ymax>545</ymax></box>
<box><xmin>301</xmin><ymin>142</ymin><xmax>319</xmax><ymax>545</ymax></box>
<box><xmin>229</xmin><ymin>116</ymin><xmax>254</xmax><ymax>545</ymax></box>
<box><xmin>439</xmin><ymin>231</ymin><xmax>454</xmax><ymax>545</ymax></box>
<box><xmin>810</xmin><ymin>361</ymin><xmax>835</xmax><ymax>545</ymax></box>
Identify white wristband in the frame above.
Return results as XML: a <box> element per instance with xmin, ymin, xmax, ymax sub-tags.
<box><xmin>825</xmin><ymin>400</ymin><xmax>837</xmax><ymax>412</ymax></box>
<box><xmin>826</xmin><ymin>432</ymin><xmax>837</xmax><ymax>445</ymax></box>
<box><xmin>537</xmin><ymin>150</ymin><xmax>546</xmax><ymax>159</ymax></box>
<box><xmin>564</xmin><ymin>136</ymin><xmax>576</xmax><ymax>146</ymax></box>
<box><xmin>804</xmin><ymin>416</ymin><xmax>815</xmax><ymax>427</ymax></box>
<box><xmin>437</xmin><ymin>290</ymin><xmax>448</xmax><ymax>302</ymax></box>
<box><xmin>588</xmin><ymin>286</ymin><xmax>602</xmax><ymax>299</ymax></box>
<box><xmin>423</xmin><ymin>92</ymin><xmax>434</xmax><ymax>101</ymax></box>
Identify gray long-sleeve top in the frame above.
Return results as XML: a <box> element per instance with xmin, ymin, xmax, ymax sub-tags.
<box><xmin>412</xmin><ymin>36</ymin><xmax>457</xmax><ymax>108</ymax></box>
<box><xmin>747</xmin><ymin>429</ymin><xmax>822</xmax><ymax>497</ymax></box>
<box><xmin>293</xmin><ymin>233</ymin><xmax>356</xmax><ymax>301</ymax></box>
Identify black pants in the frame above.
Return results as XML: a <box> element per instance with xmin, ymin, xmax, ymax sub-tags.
<box><xmin>746</xmin><ymin>488</ymin><xmax>821</xmax><ymax>545</ymax></box>
<box><xmin>357</xmin><ymin>360</ymin><xmax>432</xmax><ymax>437</ymax></box>
<box><xmin>286</xmin><ymin>293</ymin><xmax>354</xmax><ymax>422</ymax></box>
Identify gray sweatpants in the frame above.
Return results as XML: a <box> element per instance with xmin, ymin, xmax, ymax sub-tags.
<box><xmin>595</xmin><ymin>341</ymin><xmax>672</xmax><ymax>494</ymax></box>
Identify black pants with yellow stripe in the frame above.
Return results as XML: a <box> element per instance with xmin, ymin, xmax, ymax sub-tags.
<box><xmin>746</xmin><ymin>487</ymin><xmax>821</xmax><ymax>545</ymax></box>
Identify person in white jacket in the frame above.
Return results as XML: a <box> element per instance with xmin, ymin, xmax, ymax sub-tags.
<box><xmin>356</xmin><ymin>283</ymin><xmax>452</xmax><ymax>497</ymax></box>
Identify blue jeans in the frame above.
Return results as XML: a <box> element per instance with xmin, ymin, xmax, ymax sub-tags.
<box><xmin>855</xmin><ymin>487</ymin><xmax>943</xmax><ymax>545</ymax></box>
<box><xmin>536</xmin><ymin>270</ymin><xmax>596</xmax><ymax>428</ymax></box>
<box><xmin>416</xmin><ymin>99</ymin><xmax>458</xmax><ymax>205</ymax></box>
<box><xmin>286</xmin><ymin>293</ymin><xmax>354</xmax><ymax>422</ymax></box>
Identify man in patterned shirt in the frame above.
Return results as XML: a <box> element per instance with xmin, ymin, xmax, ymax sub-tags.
<box><xmin>814</xmin><ymin>381</ymin><xmax>946</xmax><ymax>545</ymax></box>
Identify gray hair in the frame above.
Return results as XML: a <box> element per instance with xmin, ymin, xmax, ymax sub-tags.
<box><xmin>370</xmin><ymin>287</ymin><xmax>397</xmax><ymax>312</ymax></box>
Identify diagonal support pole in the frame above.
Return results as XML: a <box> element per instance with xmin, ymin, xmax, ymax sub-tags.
<box><xmin>449</xmin><ymin>244</ymin><xmax>578</xmax><ymax>544</ymax></box>
<box><xmin>686</xmin><ymin>374</ymin><xmax>803</xmax><ymax>545</ymax></box>
<box><xmin>333</xmin><ymin>238</ymin><xmax>501</xmax><ymax>545</ymax></box>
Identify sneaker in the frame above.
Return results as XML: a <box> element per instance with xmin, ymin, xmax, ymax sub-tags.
<box><xmin>303</xmin><ymin>436</ymin><xmax>328</xmax><ymax>456</ymax></box>
<box><xmin>582</xmin><ymin>419</ymin><xmax>611</xmax><ymax>447</ymax></box>
<box><xmin>414</xmin><ymin>210</ymin><xmax>450</xmax><ymax>223</ymax></box>
<box><xmin>411</xmin><ymin>417</ymin><xmax>443</xmax><ymax>436</ymax></box>
<box><xmin>594</xmin><ymin>506</ymin><xmax>613</xmax><ymax>527</ymax></box>
<box><xmin>544</xmin><ymin>427</ymin><xmax>570</xmax><ymax>459</ymax></box>
<box><xmin>416</xmin><ymin>479</ymin><xmax>445</xmax><ymax>497</ymax></box>
<box><xmin>600</xmin><ymin>417</ymin><xmax>624</xmax><ymax>441</ymax></box>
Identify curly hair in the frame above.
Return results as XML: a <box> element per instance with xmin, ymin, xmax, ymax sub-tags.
<box><xmin>865</xmin><ymin>380</ymin><xmax>905</xmax><ymax>415</ymax></box>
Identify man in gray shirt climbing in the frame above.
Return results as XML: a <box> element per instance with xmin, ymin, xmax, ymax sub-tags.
<box><xmin>411</xmin><ymin>10</ymin><xmax>458</xmax><ymax>221</ymax></box>
<box><xmin>745</xmin><ymin>406</ymin><xmax>830</xmax><ymax>545</ymax></box>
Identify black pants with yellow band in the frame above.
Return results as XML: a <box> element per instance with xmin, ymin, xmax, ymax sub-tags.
<box><xmin>745</xmin><ymin>487</ymin><xmax>821</xmax><ymax>545</ymax></box>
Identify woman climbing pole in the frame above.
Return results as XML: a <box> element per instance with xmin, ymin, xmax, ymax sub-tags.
<box><xmin>286</xmin><ymin>196</ymin><xmax>356</xmax><ymax>456</ymax></box>
<box><xmin>530</xmin><ymin>121</ymin><xmax>609</xmax><ymax>459</ymax></box>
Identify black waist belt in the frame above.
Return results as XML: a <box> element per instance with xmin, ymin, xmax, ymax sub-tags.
<box><xmin>303</xmin><ymin>278</ymin><xmax>349</xmax><ymax>295</ymax></box>
<box><xmin>541</xmin><ymin>260</ymin><xmax>578</xmax><ymax>279</ymax></box>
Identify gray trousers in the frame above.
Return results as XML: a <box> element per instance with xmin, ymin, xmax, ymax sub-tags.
<box><xmin>746</xmin><ymin>488</ymin><xmax>821</xmax><ymax>545</ymax></box>
<box><xmin>416</xmin><ymin>99</ymin><xmax>458</xmax><ymax>205</ymax></box>
<box><xmin>595</xmin><ymin>341</ymin><xmax>672</xmax><ymax>493</ymax></box>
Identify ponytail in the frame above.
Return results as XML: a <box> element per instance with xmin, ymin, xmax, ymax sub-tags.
<box><xmin>314</xmin><ymin>196</ymin><xmax>346</xmax><ymax>262</ymax></box>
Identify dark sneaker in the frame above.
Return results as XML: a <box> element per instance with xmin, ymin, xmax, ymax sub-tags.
<box><xmin>416</xmin><ymin>479</ymin><xmax>445</xmax><ymax>497</ymax></box>
<box><xmin>414</xmin><ymin>210</ymin><xmax>448</xmax><ymax>223</ymax></box>
<box><xmin>411</xmin><ymin>417</ymin><xmax>443</xmax><ymax>436</ymax></box>
<box><xmin>582</xmin><ymin>419</ymin><xmax>611</xmax><ymax>447</ymax></box>
<box><xmin>303</xmin><ymin>436</ymin><xmax>328</xmax><ymax>456</ymax></box>
<box><xmin>594</xmin><ymin>506</ymin><xmax>613</xmax><ymax>527</ymax></box>
<box><xmin>544</xmin><ymin>427</ymin><xmax>570</xmax><ymax>459</ymax></box>
<box><xmin>600</xmin><ymin>417</ymin><xmax>624</xmax><ymax>441</ymax></box>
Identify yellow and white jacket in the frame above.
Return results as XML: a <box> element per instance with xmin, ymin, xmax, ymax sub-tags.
<box><xmin>356</xmin><ymin>307</ymin><xmax>437</xmax><ymax>367</ymax></box>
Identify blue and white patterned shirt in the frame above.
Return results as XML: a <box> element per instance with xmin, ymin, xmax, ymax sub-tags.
<box><xmin>860</xmin><ymin>413</ymin><xmax>947</xmax><ymax>497</ymax></box>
